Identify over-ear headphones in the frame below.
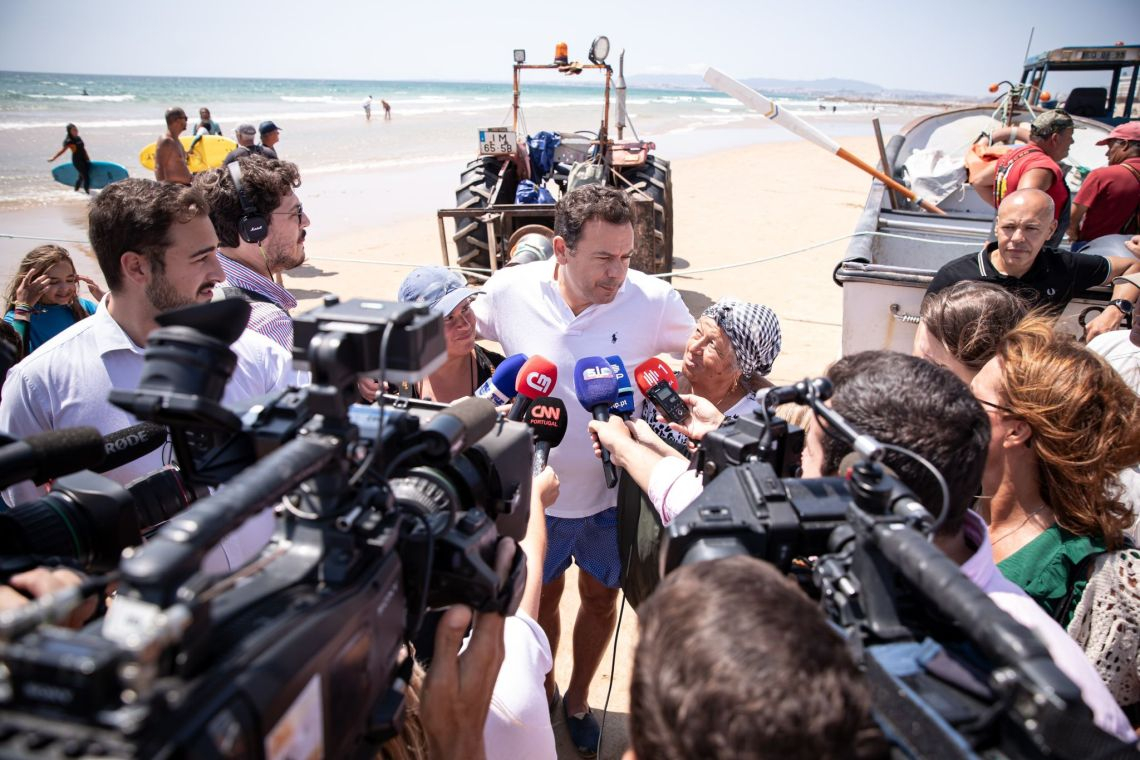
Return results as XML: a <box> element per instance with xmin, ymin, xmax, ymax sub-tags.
<box><xmin>228</xmin><ymin>162</ymin><xmax>268</xmax><ymax>244</ymax></box>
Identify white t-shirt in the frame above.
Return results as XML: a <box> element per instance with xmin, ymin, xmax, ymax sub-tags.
<box><xmin>474</xmin><ymin>260</ymin><xmax>694</xmax><ymax>518</ymax></box>
<box><xmin>0</xmin><ymin>303</ymin><xmax>295</xmax><ymax>572</ymax></box>
<box><xmin>480</xmin><ymin>612</ymin><xmax>557</xmax><ymax>760</ymax></box>
<box><xmin>1087</xmin><ymin>329</ymin><xmax>1140</xmax><ymax>543</ymax></box>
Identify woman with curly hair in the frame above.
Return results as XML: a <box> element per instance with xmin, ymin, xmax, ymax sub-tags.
<box><xmin>972</xmin><ymin>315</ymin><xmax>1140</xmax><ymax>718</ymax></box>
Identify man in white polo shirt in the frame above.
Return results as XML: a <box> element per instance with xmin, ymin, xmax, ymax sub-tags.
<box><xmin>473</xmin><ymin>184</ymin><xmax>693</xmax><ymax>756</ymax></box>
<box><xmin>0</xmin><ymin>179</ymin><xmax>293</xmax><ymax>572</ymax></box>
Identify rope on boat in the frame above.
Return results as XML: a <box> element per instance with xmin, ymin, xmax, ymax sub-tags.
<box><xmin>1</xmin><ymin>229</ymin><xmax>978</xmax><ymax>282</ymax></box>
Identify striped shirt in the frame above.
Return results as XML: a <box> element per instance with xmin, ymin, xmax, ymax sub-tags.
<box><xmin>217</xmin><ymin>252</ymin><xmax>297</xmax><ymax>351</ymax></box>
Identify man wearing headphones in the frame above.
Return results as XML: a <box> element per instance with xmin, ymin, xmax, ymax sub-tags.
<box><xmin>193</xmin><ymin>156</ymin><xmax>310</xmax><ymax>350</ymax></box>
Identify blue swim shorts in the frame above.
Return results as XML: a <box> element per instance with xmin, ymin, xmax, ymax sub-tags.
<box><xmin>543</xmin><ymin>507</ymin><xmax>621</xmax><ymax>588</ymax></box>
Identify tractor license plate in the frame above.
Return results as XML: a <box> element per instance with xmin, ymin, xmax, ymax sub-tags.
<box><xmin>479</xmin><ymin>128</ymin><xmax>517</xmax><ymax>155</ymax></box>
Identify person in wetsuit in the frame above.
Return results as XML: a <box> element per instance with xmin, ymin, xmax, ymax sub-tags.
<box><xmin>48</xmin><ymin>123</ymin><xmax>91</xmax><ymax>194</ymax></box>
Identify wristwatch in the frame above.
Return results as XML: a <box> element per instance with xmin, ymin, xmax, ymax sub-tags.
<box><xmin>1109</xmin><ymin>298</ymin><xmax>1135</xmax><ymax>318</ymax></box>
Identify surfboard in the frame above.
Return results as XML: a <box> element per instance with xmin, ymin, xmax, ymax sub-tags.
<box><xmin>138</xmin><ymin>135</ymin><xmax>238</xmax><ymax>173</ymax></box>
<box><xmin>51</xmin><ymin>161</ymin><xmax>129</xmax><ymax>190</ymax></box>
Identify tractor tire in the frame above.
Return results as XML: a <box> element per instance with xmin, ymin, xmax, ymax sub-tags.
<box><xmin>452</xmin><ymin>156</ymin><xmax>516</xmax><ymax>272</ymax></box>
<box><xmin>618</xmin><ymin>156</ymin><xmax>673</xmax><ymax>275</ymax></box>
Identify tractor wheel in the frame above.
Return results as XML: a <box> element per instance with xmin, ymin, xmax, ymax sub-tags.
<box><xmin>618</xmin><ymin>155</ymin><xmax>673</xmax><ymax>275</ymax></box>
<box><xmin>453</xmin><ymin>157</ymin><xmax>516</xmax><ymax>272</ymax></box>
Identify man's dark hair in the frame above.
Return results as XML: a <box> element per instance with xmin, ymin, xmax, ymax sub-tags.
<box><xmin>165</xmin><ymin>107</ymin><xmax>187</xmax><ymax>127</ymax></box>
<box><xmin>631</xmin><ymin>556</ymin><xmax>872</xmax><ymax>760</ymax></box>
<box><xmin>822</xmin><ymin>351</ymin><xmax>990</xmax><ymax>537</ymax></box>
<box><xmin>88</xmin><ymin>178</ymin><xmax>208</xmax><ymax>291</ymax></box>
<box><xmin>192</xmin><ymin>156</ymin><xmax>302</xmax><ymax>248</ymax></box>
<box><xmin>553</xmin><ymin>184</ymin><xmax>632</xmax><ymax>250</ymax></box>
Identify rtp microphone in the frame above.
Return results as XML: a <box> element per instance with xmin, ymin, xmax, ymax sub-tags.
<box><xmin>0</xmin><ymin>427</ymin><xmax>106</xmax><ymax>489</ymax></box>
<box><xmin>573</xmin><ymin>356</ymin><xmax>619</xmax><ymax>488</ymax></box>
<box><xmin>475</xmin><ymin>353</ymin><xmax>528</xmax><ymax>406</ymax></box>
<box><xmin>509</xmin><ymin>355</ymin><xmax>558</xmax><ymax>422</ymax></box>
<box><xmin>524</xmin><ymin>397</ymin><xmax>568</xmax><ymax>475</ymax></box>
<box><xmin>634</xmin><ymin>358</ymin><xmax>689</xmax><ymax>424</ymax></box>
<box><xmin>93</xmin><ymin>423</ymin><xmax>169</xmax><ymax>474</ymax></box>
<box><xmin>605</xmin><ymin>355</ymin><xmax>635</xmax><ymax>418</ymax></box>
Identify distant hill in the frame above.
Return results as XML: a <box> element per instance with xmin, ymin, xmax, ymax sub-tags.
<box><xmin>626</xmin><ymin>73</ymin><xmax>971</xmax><ymax>101</ymax></box>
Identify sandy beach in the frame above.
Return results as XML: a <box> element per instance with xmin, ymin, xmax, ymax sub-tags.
<box><xmin>0</xmin><ymin>133</ymin><xmax>879</xmax><ymax>758</ymax></box>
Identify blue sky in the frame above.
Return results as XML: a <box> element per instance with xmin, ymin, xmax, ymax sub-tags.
<box><xmin>1</xmin><ymin>0</ymin><xmax>1136</xmax><ymax>95</ymax></box>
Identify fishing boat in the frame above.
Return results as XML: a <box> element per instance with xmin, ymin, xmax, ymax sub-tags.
<box><xmin>834</xmin><ymin>44</ymin><xmax>1139</xmax><ymax>355</ymax></box>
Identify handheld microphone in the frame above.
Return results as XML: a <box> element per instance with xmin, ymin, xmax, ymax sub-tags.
<box><xmin>524</xmin><ymin>397</ymin><xmax>568</xmax><ymax>475</ymax></box>
<box><xmin>509</xmin><ymin>355</ymin><xmax>558</xmax><ymax>422</ymax></box>
<box><xmin>0</xmin><ymin>427</ymin><xmax>106</xmax><ymax>489</ymax></box>
<box><xmin>93</xmin><ymin>423</ymin><xmax>169</xmax><ymax>474</ymax></box>
<box><xmin>573</xmin><ymin>356</ymin><xmax>619</xmax><ymax>488</ymax></box>
<box><xmin>606</xmin><ymin>355</ymin><xmax>635</xmax><ymax>418</ymax></box>
<box><xmin>634</xmin><ymin>358</ymin><xmax>689</xmax><ymax>424</ymax></box>
<box><xmin>475</xmin><ymin>353</ymin><xmax>528</xmax><ymax>406</ymax></box>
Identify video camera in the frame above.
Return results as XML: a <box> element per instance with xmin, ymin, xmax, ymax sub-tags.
<box><xmin>664</xmin><ymin>379</ymin><xmax>1134</xmax><ymax>759</ymax></box>
<box><xmin>0</xmin><ymin>296</ymin><xmax>533</xmax><ymax>758</ymax></box>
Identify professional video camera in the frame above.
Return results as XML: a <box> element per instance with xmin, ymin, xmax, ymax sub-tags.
<box><xmin>0</xmin><ymin>296</ymin><xmax>533</xmax><ymax>759</ymax></box>
<box><xmin>663</xmin><ymin>379</ymin><xmax>1135</xmax><ymax>759</ymax></box>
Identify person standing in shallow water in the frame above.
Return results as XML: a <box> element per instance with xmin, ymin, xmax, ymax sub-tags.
<box><xmin>48</xmin><ymin>123</ymin><xmax>91</xmax><ymax>194</ymax></box>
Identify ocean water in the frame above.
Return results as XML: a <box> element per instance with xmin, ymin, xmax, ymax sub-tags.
<box><xmin>0</xmin><ymin>70</ymin><xmax>922</xmax><ymax>207</ymax></box>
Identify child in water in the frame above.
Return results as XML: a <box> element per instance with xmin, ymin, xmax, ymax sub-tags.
<box><xmin>3</xmin><ymin>245</ymin><xmax>103</xmax><ymax>355</ymax></box>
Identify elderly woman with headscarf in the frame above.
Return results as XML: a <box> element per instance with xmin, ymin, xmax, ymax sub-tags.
<box><xmin>639</xmin><ymin>297</ymin><xmax>782</xmax><ymax>451</ymax></box>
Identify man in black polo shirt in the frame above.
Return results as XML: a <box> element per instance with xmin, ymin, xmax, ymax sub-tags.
<box><xmin>927</xmin><ymin>189</ymin><xmax>1140</xmax><ymax>340</ymax></box>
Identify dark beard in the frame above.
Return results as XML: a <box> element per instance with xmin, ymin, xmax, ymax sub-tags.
<box><xmin>145</xmin><ymin>272</ymin><xmax>197</xmax><ymax>312</ymax></box>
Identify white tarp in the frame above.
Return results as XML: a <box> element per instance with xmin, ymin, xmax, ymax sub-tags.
<box><xmin>902</xmin><ymin>148</ymin><xmax>967</xmax><ymax>206</ymax></box>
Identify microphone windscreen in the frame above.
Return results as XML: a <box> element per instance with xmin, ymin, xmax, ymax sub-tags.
<box><xmin>26</xmin><ymin>427</ymin><xmax>106</xmax><ymax>484</ymax></box>
<box><xmin>440</xmin><ymin>397</ymin><xmax>498</xmax><ymax>444</ymax></box>
<box><xmin>96</xmin><ymin>423</ymin><xmax>169</xmax><ymax>473</ymax></box>
<box><xmin>573</xmin><ymin>356</ymin><xmax>618</xmax><ymax>410</ymax></box>
<box><xmin>524</xmin><ymin>397</ymin><xmax>568</xmax><ymax>447</ymax></box>
<box><xmin>634</xmin><ymin>357</ymin><xmax>680</xmax><ymax>394</ymax></box>
<box><xmin>606</xmin><ymin>355</ymin><xmax>636</xmax><ymax>416</ymax></box>
<box><xmin>490</xmin><ymin>354</ymin><xmax>528</xmax><ymax>395</ymax></box>
<box><xmin>515</xmin><ymin>355</ymin><xmax>558</xmax><ymax>401</ymax></box>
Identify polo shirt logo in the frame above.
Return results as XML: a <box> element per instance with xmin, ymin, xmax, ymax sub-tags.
<box><xmin>611</xmin><ymin>332</ymin><xmax>618</xmax><ymax>344</ymax></box>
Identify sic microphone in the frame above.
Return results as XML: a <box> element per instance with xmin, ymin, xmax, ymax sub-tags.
<box><xmin>475</xmin><ymin>353</ymin><xmax>528</xmax><ymax>406</ymax></box>
<box><xmin>93</xmin><ymin>422</ymin><xmax>169</xmax><ymax>474</ymax></box>
<box><xmin>420</xmin><ymin>397</ymin><xmax>499</xmax><ymax>460</ymax></box>
<box><xmin>573</xmin><ymin>356</ymin><xmax>619</xmax><ymax>488</ymax></box>
<box><xmin>524</xmin><ymin>397</ymin><xmax>568</xmax><ymax>474</ymax></box>
<box><xmin>606</xmin><ymin>355</ymin><xmax>636</xmax><ymax>418</ymax></box>
<box><xmin>634</xmin><ymin>358</ymin><xmax>689</xmax><ymax>424</ymax></box>
<box><xmin>0</xmin><ymin>427</ymin><xmax>106</xmax><ymax>489</ymax></box>
<box><xmin>509</xmin><ymin>355</ymin><xmax>558</xmax><ymax>422</ymax></box>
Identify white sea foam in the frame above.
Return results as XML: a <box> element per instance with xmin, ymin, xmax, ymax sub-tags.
<box><xmin>25</xmin><ymin>93</ymin><xmax>135</xmax><ymax>102</ymax></box>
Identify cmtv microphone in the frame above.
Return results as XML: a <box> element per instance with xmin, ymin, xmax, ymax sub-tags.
<box><xmin>635</xmin><ymin>358</ymin><xmax>689</xmax><ymax>424</ymax></box>
<box><xmin>606</xmin><ymin>355</ymin><xmax>635</xmax><ymax>419</ymax></box>
<box><xmin>524</xmin><ymin>397</ymin><xmax>568</xmax><ymax>475</ymax></box>
<box><xmin>573</xmin><ymin>356</ymin><xmax>619</xmax><ymax>488</ymax></box>
<box><xmin>509</xmin><ymin>355</ymin><xmax>557</xmax><ymax>422</ymax></box>
<box><xmin>475</xmin><ymin>353</ymin><xmax>528</xmax><ymax>406</ymax></box>
<box><xmin>0</xmin><ymin>427</ymin><xmax>106</xmax><ymax>489</ymax></box>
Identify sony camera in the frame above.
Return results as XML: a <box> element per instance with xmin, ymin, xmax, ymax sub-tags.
<box><xmin>0</xmin><ymin>296</ymin><xmax>533</xmax><ymax>759</ymax></box>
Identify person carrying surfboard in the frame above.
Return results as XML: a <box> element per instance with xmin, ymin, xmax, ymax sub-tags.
<box><xmin>188</xmin><ymin>107</ymin><xmax>223</xmax><ymax>155</ymax></box>
<box><xmin>155</xmin><ymin>107</ymin><xmax>192</xmax><ymax>185</ymax></box>
<box><xmin>47</xmin><ymin>123</ymin><xmax>91</xmax><ymax>194</ymax></box>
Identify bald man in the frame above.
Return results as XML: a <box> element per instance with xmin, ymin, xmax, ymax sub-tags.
<box><xmin>927</xmin><ymin>188</ymin><xmax>1140</xmax><ymax>340</ymax></box>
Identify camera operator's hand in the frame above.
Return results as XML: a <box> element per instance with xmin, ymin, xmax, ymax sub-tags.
<box><xmin>629</xmin><ymin>417</ymin><xmax>687</xmax><ymax>461</ymax></box>
<box><xmin>534</xmin><ymin>465</ymin><xmax>560</xmax><ymax>509</ymax></box>
<box><xmin>0</xmin><ymin>567</ymin><xmax>94</xmax><ymax>629</ymax></box>
<box><xmin>665</xmin><ymin>393</ymin><xmax>725</xmax><ymax>442</ymax></box>
<box><xmin>421</xmin><ymin>539</ymin><xmax>514</xmax><ymax>760</ymax></box>
<box><xmin>357</xmin><ymin>376</ymin><xmax>380</xmax><ymax>404</ymax></box>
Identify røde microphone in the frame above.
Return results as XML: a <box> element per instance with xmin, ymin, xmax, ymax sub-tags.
<box><xmin>606</xmin><ymin>355</ymin><xmax>636</xmax><ymax>418</ymax></box>
<box><xmin>0</xmin><ymin>427</ymin><xmax>106</xmax><ymax>489</ymax></box>
<box><xmin>509</xmin><ymin>355</ymin><xmax>558</xmax><ymax>422</ymax></box>
<box><xmin>573</xmin><ymin>356</ymin><xmax>619</xmax><ymax>488</ymax></box>
<box><xmin>93</xmin><ymin>422</ymin><xmax>169</xmax><ymax>474</ymax></box>
<box><xmin>475</xmin><ymin>353</ymin><xmax>528</xmax><ymax>406</ymax></box>
<box><xmin>634</xmin><ymin>358</ymin><xmax>689</xmax><ymax>424</ymax></box>
<box><xmin>524</xmin><ymin>397</ymin><xmax>568</xmax><ymax>474</ymax></box>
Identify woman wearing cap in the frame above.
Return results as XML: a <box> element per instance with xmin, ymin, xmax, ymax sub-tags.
<box><xmin>639</xmin><ymin>297</ymin><xmax>782</xmax><ymax>451</ymax></box>
<box><xmin>359</xmin><ymin>266</ymin><xmax>503</xmax><ymax>404</ymax></box>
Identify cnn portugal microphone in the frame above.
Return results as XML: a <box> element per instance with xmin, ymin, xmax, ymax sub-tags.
<box><xmin>524</xmin><ymin>397</ymin><xmax>568</xmax><ymax>475</ymax></box>
<box><xmin>509</xmin><ymin>355</ymin><xmax>558</xmax><ymax>422</ymax></box>
<box><xmin>634</xmin><ymin>357</ymin><xmax>689</xmax><ymax>424</ymax></box>
<box><xmin>573</xmin><ymin>356</ymin><xmax>619</xmax><ymax>488</ymax></box>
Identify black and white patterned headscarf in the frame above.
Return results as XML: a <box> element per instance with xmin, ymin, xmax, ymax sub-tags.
<box><xmin>701</xmin><ymin>298</ymin><xmax>782</xmax><ymax>378</ymax></box>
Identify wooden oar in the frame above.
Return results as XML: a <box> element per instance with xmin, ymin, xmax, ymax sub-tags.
<box><xmin>705</xmin><ymin>67</ymin><xmax>946</xmax><ymax>216</ymax></box>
